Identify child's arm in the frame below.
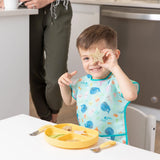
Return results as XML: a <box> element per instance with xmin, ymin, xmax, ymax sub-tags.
<box><xmin>101</xmin><ymin>49</ymin><xmax>138</xmax><ymax>101</ymax></box>
<box><xmin>58</xmin><ymin>71</ymin><xmax>77</xmax><ymax>106</ymax></box>
<box><xmin>111</xmin><ymin>65</ymin><xmax>138</xmax><ymax>101</ymax></box>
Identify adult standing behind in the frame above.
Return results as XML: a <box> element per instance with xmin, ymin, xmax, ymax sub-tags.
<box><xmin>25</xmin><ymin>0</ymin><xmax>72</xmax><ymax>123</ymax></box>
<box><xmin>1</xmin><ymin>0</ymin><xmax>72</xmax><ymax>123</ymax></box>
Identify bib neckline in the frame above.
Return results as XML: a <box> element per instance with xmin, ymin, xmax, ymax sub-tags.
<box><xmin>88</xmin><ymin>72</ymin><xmax>112</xmax><ymax>81</ymax></box>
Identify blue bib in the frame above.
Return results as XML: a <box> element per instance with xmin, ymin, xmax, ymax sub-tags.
<box><xmin>70</xmin><ymin>73</ymin><xmax>139</xmax><ymax>144</ymax></box>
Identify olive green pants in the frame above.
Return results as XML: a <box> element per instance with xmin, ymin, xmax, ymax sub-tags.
<box><xmin>30</xmin><ymin>2</ymin><xmax>72</xmax><ymax>121</ymax></box>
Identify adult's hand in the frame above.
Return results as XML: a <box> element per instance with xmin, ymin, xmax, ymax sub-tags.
<box><xmin>0</xmin><ymin>0</ymin><xmax>4</xmax><ymax>8</ymax></box>
<box><xmin>20</xmin><ymin>0</ymin><xmax>56</xmax><ymax>9</ymax></box>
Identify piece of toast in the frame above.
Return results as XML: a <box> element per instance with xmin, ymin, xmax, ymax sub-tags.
<box><xmin>90</xmin><ymin>48</ymin><xmax>105</xmax><ymax>63</ymax></box>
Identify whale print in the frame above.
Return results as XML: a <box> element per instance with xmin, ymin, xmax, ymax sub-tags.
<box><xmin>100</xmin><ymin>102</ymin><xmax>110</xmax><ymax>113</ymax></box>
<box><xmin>85</xmin><ymin>121</ymin><xmax>93</xmax><ymax>129</ymax></box>
<box><xmin>90</xmin><ymin>87</ymin><xmax>100</xmax><ymax>94</ymax></box>
<box><xmin>87</xmin><ymin>74</ymin><xmax>92</xmax><ymax>79</ymax></box>
<box><xmin>105</xmin><ymin>127</ymin><xmax>114</xmax><ymax>135</ymax></box>
<box><xmin>81</xmin><ymin>104</ymin><xmax>87</xmax><ymax>113</ymax></box>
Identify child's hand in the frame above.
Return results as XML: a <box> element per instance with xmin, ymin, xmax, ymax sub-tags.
<box><xmin>100</xmin><ymin>49</ymin><xmax>119</xmax><ymax>72</ymax></box>
<box><xmin>58</xmin><ymin>71</ymin><xmax>77</xmax><ymax>87</ymax></box>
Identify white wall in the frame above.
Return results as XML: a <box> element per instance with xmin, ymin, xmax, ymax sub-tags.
<box><xmin>68</xmin><ymin>4</ymin><xmax>100</xmax><ymax>79</ymax></box>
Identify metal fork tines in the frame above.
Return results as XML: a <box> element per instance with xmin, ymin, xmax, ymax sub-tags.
<box><xmin>29</xmin><ymin>130</ymin><xmax>43</xmax><ymax>136</ymax></box>
<box><xmin>29</xmin><ymin>124</ymin><xmax>53</xmax><ymax>136</ymax></box>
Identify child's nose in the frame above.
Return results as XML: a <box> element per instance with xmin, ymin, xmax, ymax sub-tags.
<box><xmin>90</xmin><ymin>59</ymin><xmax>98</xmax><ymax>65</ymax></box>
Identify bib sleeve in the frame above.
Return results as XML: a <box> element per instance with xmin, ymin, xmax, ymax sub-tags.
<box><xmin>114</xmin><ymin>79</ymin><xmax>140</xmax><ymax>97</ymax></box>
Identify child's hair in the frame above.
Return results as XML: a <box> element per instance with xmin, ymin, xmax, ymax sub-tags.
<box><xmin>76</xmin><ymin>24</ymin><xmax>117</xmax><ymax>50</ymax></box>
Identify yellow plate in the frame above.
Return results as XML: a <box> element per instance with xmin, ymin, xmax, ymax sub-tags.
<box><xmin>44</xmin><ymin>123</ymin><xmax>99</xmax><ymax>149</ymax></box>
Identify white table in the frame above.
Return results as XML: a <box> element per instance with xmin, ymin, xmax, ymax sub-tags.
<box><xmin>0</xmin><ymin>114</ymin><xmax>160</xmax><ymax>160</ymax></box>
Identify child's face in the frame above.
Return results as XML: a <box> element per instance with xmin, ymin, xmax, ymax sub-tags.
<box><xmin>79</xmin><ymin>40</ymin><xmax>110</xmax><ymax>79</ymax></box>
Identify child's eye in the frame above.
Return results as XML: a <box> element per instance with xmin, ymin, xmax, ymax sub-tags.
<box><xmin>83</xmin><ymin>57</ymin><xmax>89</xmax><ymax>61</ymax></box>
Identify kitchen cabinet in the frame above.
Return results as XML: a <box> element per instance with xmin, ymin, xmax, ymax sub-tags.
<box><xmin>68</xmin><ymin>3</ymin><xmax>100</xmax><ymax>79</ymax></box>
<box><xmin>0</xmin><ymin>9</ymin><xmax>38</xmax><ymax>120</ymax></box>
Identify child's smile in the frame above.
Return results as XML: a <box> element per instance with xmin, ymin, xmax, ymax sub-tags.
<box><xmin>88</xmin><ymin>64</ymin><xmax>109</xmax><ymax>79</ymax></box>
<box><xmin>89</xmin><ymin>66</ymin><xmax>103</xmax><ymax>73</ymax></box>
<box><xmin>79</xmin><ymin>45</ymin><xmax>110</xmax><ymax>79</ymax></box>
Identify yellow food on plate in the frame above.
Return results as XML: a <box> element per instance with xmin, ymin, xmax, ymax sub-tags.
<box><xmin>63</xmin><ymin>125</ymin><xmax>72</xmax><ymax>131</ymax></box>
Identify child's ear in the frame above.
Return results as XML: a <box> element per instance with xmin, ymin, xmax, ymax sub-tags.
<box><xmin>115</xmin><ymin>49</ymin><xmax>120</xmax><ymax>59</ymax></box>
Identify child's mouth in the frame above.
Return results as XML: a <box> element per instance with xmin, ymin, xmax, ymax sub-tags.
<box><xmin>90</xmin><ymin>67</ymin><xmax>102</xmax><ymax>73</ymax></box>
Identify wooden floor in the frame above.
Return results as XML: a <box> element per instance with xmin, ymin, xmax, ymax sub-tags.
<box><xmin>30</xmin><ymin>97</ymin><xmax>160</xmax><ymax>154</ymax></box>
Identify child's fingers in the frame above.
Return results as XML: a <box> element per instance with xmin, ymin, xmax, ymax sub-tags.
<box><xmin>104</xmin><ymin>50</ymin><xmax>116</xmax><ymax>60</ymax></box>
<box><xmin>65</xmin><ymin>73</ymin><xmax>74</xmax><ymax>83</ymax></box>
<box><xmin>58</xmin><ymin>71</ymin><xmax>77</xmax><ymax>87</ymax></box>
<box><xmin>102</xmin><ymin>50</ymin><xmax>111</xmax><ymax>62</ymax></box>
<box><xmin>62</xmin><ymin>77</ymin><xmax>72</xmax><ymax>86</ymax></box>
<box><xmin>102</xmin><ymin>49</ymin><xmax>113</xmax><ymax>55</ymax></box>
<box><xmin>58</xmin><ymin>78</ymin><xmax>69</xmax><ymax>87</ymax></box>
<box><xmin>58</xmin><ymin>80</ymin><xmax>65</xmax><ymax>87</ymax></box>
<box><xmin>70</xmin><ymin>71</ymin><xmax>77</xmax><ymax>78</ymax></box>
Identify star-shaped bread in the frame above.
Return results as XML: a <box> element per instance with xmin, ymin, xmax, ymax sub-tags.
<box><xmin>90</xmin><ymin>48</ymin><xmax>105</xmax><ymax>63</ymax></box>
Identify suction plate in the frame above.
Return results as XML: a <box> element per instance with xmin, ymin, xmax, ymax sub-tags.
<box><xmin>44</xmin><ymin>123</ymin><xmax>99</xmax><ymax>149</ymax></box>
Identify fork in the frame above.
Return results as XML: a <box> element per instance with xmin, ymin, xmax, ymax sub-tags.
<box><xmin>90</xmin><ymin>140</ymin><xmax>116</xmax><ymax>153</ymax></box>
<box><xmin>29</xmin><ymin>124</ymin><xmax>53</xmax><ymax>136</ymax></box>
